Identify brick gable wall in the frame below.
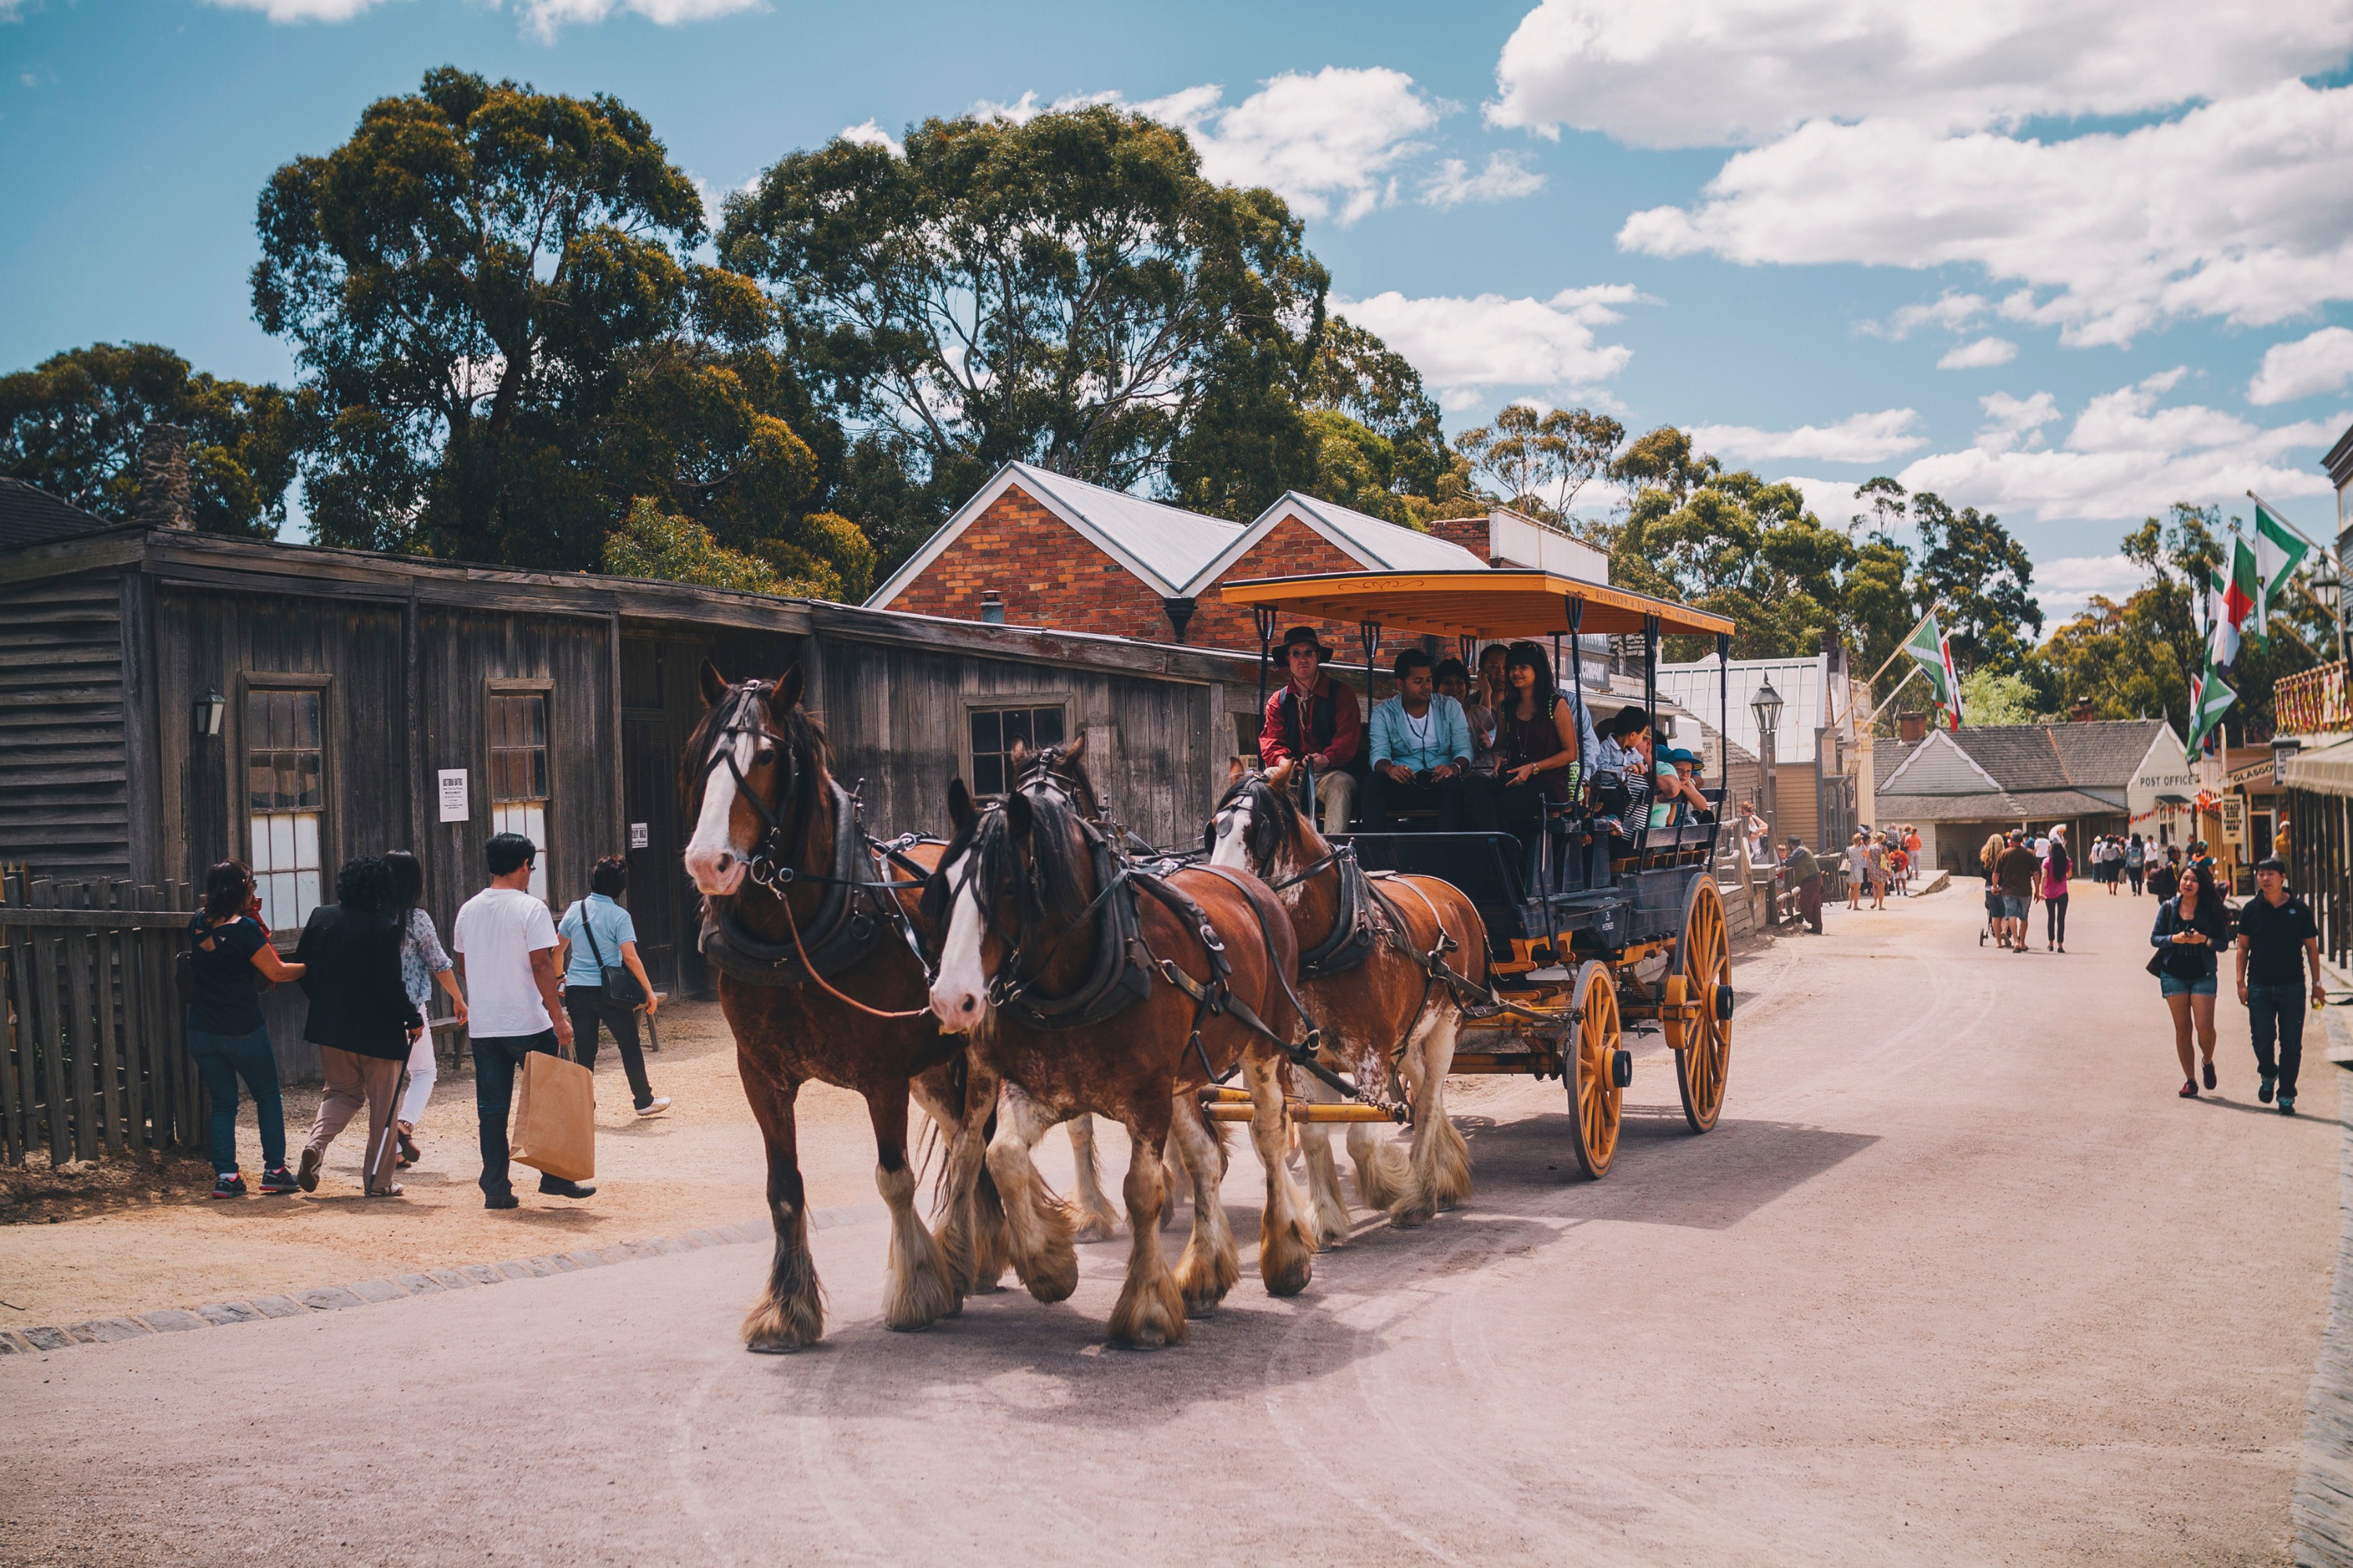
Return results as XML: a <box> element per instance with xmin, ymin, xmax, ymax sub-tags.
<box><xmin>881</xmin><ymin>490</ymin><xmax>1423</xmax><ymax>662</ymax></box>
<box><xmin>879</xmin><ymin>484</ymin><xmax>1181</xmax><ymax>640</ymax></box>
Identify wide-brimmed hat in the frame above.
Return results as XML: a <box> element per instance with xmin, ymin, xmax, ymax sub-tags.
<box><xmin>1279</xmin><ymin>626</ymin><xmax>1335</xmax><ymax>660</ymax></box>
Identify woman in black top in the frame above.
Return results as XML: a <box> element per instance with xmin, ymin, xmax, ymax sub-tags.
<box><xmin>2152</xmin><ymin>861</ymin><xmax>2233</xmax><ymax>1098</ymax></box>
<box><xmin>187</xmin><ymin>861</ymin><xmax>305</xmax><ymax>1198</ymax></box>
<box><xmin>293</xmin><ymin>859</ymin><xmax>425</xmax><ymax>1197</ymax></box>
<box><xmin>1493</xmin><ymin>641</ymin><xmax>1584</xmax><ymax>876</ymax></box>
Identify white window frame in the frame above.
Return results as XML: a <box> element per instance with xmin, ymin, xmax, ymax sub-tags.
<box><xmin>237</xmin><ymin>674</ymin><xmax>334</xmax><ymax>937</ymax></box>
<box><xmin>486</xmin><ymin>682</ymin><xmax>555</xmax><ymax>903</ymax></box>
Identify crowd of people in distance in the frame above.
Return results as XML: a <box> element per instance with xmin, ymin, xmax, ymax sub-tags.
<box><xmin>1835</xmin><ymin>824</ymin><xmax>1922</xmax><ymax>913</ymax></box>
<box><xmin>182</xmin><ymin>833</ymin><xmax>670</xmax><ymax>1202</ymax></box>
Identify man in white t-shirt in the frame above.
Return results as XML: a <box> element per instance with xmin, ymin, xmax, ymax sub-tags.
<box><xmin>453</xmin><ymin>831</ymin><xmax>587</xmax><ymax>1209</ymax></box>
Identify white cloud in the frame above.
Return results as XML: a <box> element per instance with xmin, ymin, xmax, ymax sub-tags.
<box><xmin>1692</xmin><ymin>408</ymin><xmax>1923</xmax><ymax>464</ymax></box>
<box><xmin>1775</xmin><ymin>475</ymin><xmax>1874</xmax><ymax>528</ymax></box>
<box><xmin>1487</xmin><ymin>0</ymin><xmax>2353</xmax><ymax>147</ymax></box>
<box><xmin>1895</xmin><ymin>373</ymin><xmax>2342</xmax><ymax>522</ymax></box>
<box><xmin>1937</xmin><ymin>336</ymin><xmax>2017</xmax><ymax>370</ymax></box>
<box><xmin>1143</xmin><ymin>67</ymin><xmax>1446</xmax><ymax>224</ymax></box>
<box><xmin>205</xmin><ymin>0</ymin><xmax>387</xmax><ymax>19</ymax></box>
<box><xmin>1619</xmin><ymin>82</ymin><xmax>2353</xmax><ymax>345</ymax></box>
<box><xmin>838</xmin><ymin>119</ymin><xmax>905</xmax><ymax>158</ymax></box>
<box><xmin>1868</xmin><ymin>292</ymin><xmax>1988</xmax><ymax>340</ymax></box>
<box><xmin>2249</xmin><ymin>326</ymin><xmax>2353</xmax><ymax>406</ymax></box>
<box><xmin>511</xmin><ymin>0</ymin><xmax>762</xmax><ymax>39</ymax></box>
<box><xmin>2034</xmin><ymin>554</ymin><xmax>2151</xmax><ymax>617</ymax></box>
<box><xmin>1334</xmin><ymin>285</ymin><xmax>1640</xmax><ymax>405</ymax></box>
<box><xmin>1420</xmin><ymin>151</ymin><xmax>1546</xmax><ymax>208</ymax></box>
<box><xmin>970</xmin><ymin>89</ymin><xmax>1122</xmax><ymax>126</ymax></box>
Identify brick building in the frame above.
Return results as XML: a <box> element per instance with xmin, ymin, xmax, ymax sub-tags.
<box><xmin>867</xmin><ymin>461</ymin><xmax>1493</xmax><ymax>656</ymax></box>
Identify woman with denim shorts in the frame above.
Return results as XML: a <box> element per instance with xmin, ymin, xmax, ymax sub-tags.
<box><xmin>2152</xmin><ymin>860</ymin><xmax>2235</xmax><ymax>1098</ymax></box>
<box><xmin>186</xmin><ymin>860</ymin><xmax>307</xmax><ymax>1196</ymax></box>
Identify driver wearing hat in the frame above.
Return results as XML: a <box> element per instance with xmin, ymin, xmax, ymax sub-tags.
<box><xmin>1257</xmin><ymin>624</ymin><xmax>1364</xmax><ymax>835</ymax></box>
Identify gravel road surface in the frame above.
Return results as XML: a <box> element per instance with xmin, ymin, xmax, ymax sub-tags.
<box><xmin>0</xmin><ymin>883</ymin><xmax>2334</xmax><ymax>1566</ymax></box>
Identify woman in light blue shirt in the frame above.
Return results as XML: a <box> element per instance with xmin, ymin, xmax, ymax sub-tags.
<box><xmin>556</xmin><ymin>856</ymin><xmax>669</xmax><ymax>1116</ymax></box>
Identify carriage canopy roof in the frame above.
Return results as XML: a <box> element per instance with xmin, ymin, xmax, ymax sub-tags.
<box><xmin>1219</xmin><ymin>569</ymin><xmax>1735</xmax><ymax>641</ymax></box>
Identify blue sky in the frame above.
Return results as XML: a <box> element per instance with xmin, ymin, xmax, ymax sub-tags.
<box><xmin>5</xmin><ymin>0</ymin><xmax>2352</xmax><ymax>621</ymax></box>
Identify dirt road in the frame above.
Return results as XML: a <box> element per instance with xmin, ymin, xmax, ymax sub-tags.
<box><xmin>0</xmin><ymin>883</ymin><xmax>2335</xmax><ymax>1566</ymax></box>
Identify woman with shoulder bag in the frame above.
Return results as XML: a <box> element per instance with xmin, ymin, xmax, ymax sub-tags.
<box><xmin>187</xmin><ymin>861</ymin><xmax>306</xmax><ymax>1198</ymax></box>
<box><xmin>2153</xmin><ymin>860</ymin><xmax>2234</xmax><ymax>1097</ymax></box>
<box><xmin>556</xmin><ymin>856</ymin><xmax>669</xmax><ymax>1118</ymax></box>
<box><xmin>384</xmin><ymin>850</ymin><xmax>467</xmax><ymax>1166</ymax></box>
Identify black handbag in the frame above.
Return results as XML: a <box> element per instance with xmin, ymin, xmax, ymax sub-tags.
<box><xmin>574</xmin><ymin>901</ymin><xmax>649</xmax><ymax>1007</ymax></box>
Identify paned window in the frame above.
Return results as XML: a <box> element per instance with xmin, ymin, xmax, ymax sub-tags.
<box><xmin>968</xmin><ymin>704</ymin><xmax>1066</xmax><ymax>796</ymax></box>
<box><xmin>489</xmin><ymin>692</ymin><xmax>551</xmax><ymax>900</ymax></box>
<box><xmin>246</xmin><ymin>688</ymin><xmax>325</xmax><ymax>930</ymax></box>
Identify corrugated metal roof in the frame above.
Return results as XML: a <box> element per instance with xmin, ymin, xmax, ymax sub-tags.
<box><xmin>1656</xmin><ymin>654</ymin><xmax>1831</xmax><ymax>765</ymax></box>
<box><xmin>1269</xmin><ymin>492</ymin><xmax>1487</xmax><ymax>575</ymax></box>
<box><xmin>0</xmin><ymin>478</ymin><xmax>117</xmax><ymax>551</ymax></box>
<box><xmin>1009</xmin><ymin>463</ymin><xmax>1244</xmax><ymax>596</ymax></box>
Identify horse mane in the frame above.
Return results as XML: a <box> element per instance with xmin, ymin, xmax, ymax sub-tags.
<box><xmin>922</xmin><ymin>777</ymin><xmax>1096</xmax><ymax>936</ymax></box>
<box><xmin>1209</xmin><ymin>770</ymin><xmax>1303</xmax><ymax>869</ymax></box>
<box><xmin>680</xmin><ymin>678</ymin><xmax>834</xmax><ymax>853</ymax></box>
<box><xmin>1012</xmin><ymin>736</ymin><xmax>1104</xmax><ymax>821</ymax></box>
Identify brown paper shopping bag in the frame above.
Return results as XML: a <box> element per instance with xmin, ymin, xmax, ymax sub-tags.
<box><xmin>511</xmin><ymin>1046</ymin><xmax>596</xmax><ymax>1183</ymax></box>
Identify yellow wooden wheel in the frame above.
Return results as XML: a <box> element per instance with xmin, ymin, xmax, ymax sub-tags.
<box><xmin>1671</xmin><ymin>875</ymin><xmax>1732</xmax><ymax>1133</ymax></box>
<box><xmin>1660</xmin><ymin>973</ymin><xmax>1689</xmax><ymax>1053</ymax></box>
<box><xmin>1566</xmin><ymin>959</ymin><xmax>1622</xmax><ymax>1179</ymax></box>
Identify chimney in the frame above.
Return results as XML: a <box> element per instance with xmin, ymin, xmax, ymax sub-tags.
<box><xmin>2070</xmin><ymin>697</ymin><xmax>2096</xmax><ymax>722</ymax></box>
<box><xmin>136</xmin><ymin>422</ymin><xmax>195</xmax><ymax>531</ymax></box>
<box><xmin>1422</xmin><ymin>512</ymin><xmax>1495</xmax><ymax>565</ymax></box>
<box><xmin>979</xmin><ymin>589</ymin><xmax>1004</xmax><ymax>625</ymax></box>
<box><xmin>1897</xmin><ymin>709</ymin><xmax>1928</xmax><ymax>743</ymax></box>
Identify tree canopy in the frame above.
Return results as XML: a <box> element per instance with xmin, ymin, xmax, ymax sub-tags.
<box><xmin>0</xmin><ymin>342</ymin><xmax>305</xmax><ymax>537</ymax></box>
<box><xmin>1458</xmin><ymin>402</ymin><xmax>1624</xmax><ymax>531</ymax></box>
<box><xmin>253</xmin><ymin>66</ymin><xmax>852</xmax><ymax>582</ymax></box>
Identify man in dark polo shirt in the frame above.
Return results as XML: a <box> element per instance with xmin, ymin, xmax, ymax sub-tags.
<box><xmin>1994</xmin><ymin>831</ymin><xmax>2040</xmax><ymax>953</ymax></box>
<box><xmin>2235</xmin><ymin>856</ymin><xmax>2325</xmax><ymax>1115</ymax></box>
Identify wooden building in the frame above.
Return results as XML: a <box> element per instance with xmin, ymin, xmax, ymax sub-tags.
<box><xmin>2</xmin><ymin>507</ymin><xmax>1265</xmax><ymax>1081</ymax></box>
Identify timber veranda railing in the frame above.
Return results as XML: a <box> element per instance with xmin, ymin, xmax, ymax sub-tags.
<box><xmin>0</xmin><ymin>868</ymin><xmax>205</xmax><ymax>1166</ymax></box>
<box><xmin>2278</xmin><ymin>660</ymin><xmax>2353</xmax><ymax>737</ymax></box>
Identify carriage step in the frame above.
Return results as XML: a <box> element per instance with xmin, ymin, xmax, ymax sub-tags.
<box><xmin>1449</xmin><ymin>1051</ymin><xmax>1562</xmax><ymax>1074</ymax></box>
<box><xmin>1205</xmin><ymin>1101</ymin><xmax>1400</xmax><ymax>1124</ymax></box>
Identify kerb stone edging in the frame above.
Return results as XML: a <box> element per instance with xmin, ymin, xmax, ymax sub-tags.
<box><xmin>2297</xmin><ymin>1008</ymin><xmax>2353</xmax><ymax>1566</ymax></box>
<box><xmin>0</xmin><ymin>1201</ymin><xmax>880</xmax><ymax>1359</ymax></box>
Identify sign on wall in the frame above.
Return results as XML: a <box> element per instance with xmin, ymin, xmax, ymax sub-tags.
<box><xmin>630</xmin><ymin>822</ymin><xmax>649</xmax><ymax>849</ymax></box>
<box><xmin>2220</xmin><ymin>795</ymin><xmax>2246</xmax><ymax>847</ymax></box>
<box><xmin>438</xmin><ymin>769</ymin><xmax>470</xmax><ymax>824</ymax></box>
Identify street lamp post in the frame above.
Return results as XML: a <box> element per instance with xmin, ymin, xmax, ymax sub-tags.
<box><xmin>1752</xmin><ymin>678</ymin><xmax>1785</xmax><ymax>848</ymax></box>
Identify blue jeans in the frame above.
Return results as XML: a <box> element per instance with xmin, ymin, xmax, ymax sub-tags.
<box><xmin>472</xmin><ymin>1031</ymin><xmax>560</xmax><ymax>1199</ymax></box>
<box><xmin>2246</xmin><ymin>983</ymin><xmax>2306</xmax><ymax>1098</ymax></box>
<box><xmin>2160</xmin><ymin>973</ymin><xmax>2218</xmax><ymax>998</ymax></box>
<box><xmin>186</xmin><ymin>1024</ymin><xmax>286</xmax><ymax>1175</ymax></box>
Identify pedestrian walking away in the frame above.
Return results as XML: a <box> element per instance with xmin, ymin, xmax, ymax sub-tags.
<box><xmin>454</xmin><ymin>831</ymin><xmax>589</xmax><ymax>1209</ymax></box>
<box><xmin>2148</xmin><ymin>848</ymin><xmax>2180</xmax><ymax>904</ymax></box>
<box><xmin>384</xmin><ymin>849</ymin><xmax>467</xmax><ymax>1168</ymax></box>
<box><xmin>557</xmin><ymin>854</ymin><xmax>670</xmax><ymax>1118</ymax></box>
<box><xmin>185</xmin><ymin>860</ymin><xmax>306</xmax><ymax>1198</ymax></box>
<box><xmin>2235</xmin><ymin>856</ymin><xmax>2324</xmax><ymax>1115</ymax></box>
<box><xmin>2153</xmin><ymin>861</ymin><xmax>2233</xmax><ymax>1098</ymax></box>
<box><xmin>2126</xmin><ymin>833</ymin><xmax>2147</xmax><ymax>895</ymax></box>
<box><xmin>1781</xmin><ymin>837</ymin><xmax>1825</xmax><ymax>933</ymax></box>
<box><xmin>2042</xmin><ymin>827</ymin><xmax>2072</xmax><ymax>952</ymax></box>
<box><xmin>1994</xmin><ymin>831</ymin><xmax>2039</xmax><ymax>951</ymax></box>
<box><xmin>293</xmin><ymin>857</ymin><xmax>424</xmax><ymax>1196</ymax></box>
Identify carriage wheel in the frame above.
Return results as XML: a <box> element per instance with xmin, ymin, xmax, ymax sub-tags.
<box><xmin>1671</xmin><ymin>876</ymin><xmax>1732</xmax><ymax>1133</ymax></box>
<box><xmin>1566</xmin><ymin>959</ymin><xmax>1622</xmax><ymax>1180</ymax></box>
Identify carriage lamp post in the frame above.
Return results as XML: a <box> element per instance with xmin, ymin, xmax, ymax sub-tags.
<box><xmin>1751</xmin><ymin>678</ymin><xmax>1785</xmax><ymax>846</ymax></box>
<box><xmin>194</xmin><ymin>687</ymin><xmax>226</xmax><ymax>737</ymax></box>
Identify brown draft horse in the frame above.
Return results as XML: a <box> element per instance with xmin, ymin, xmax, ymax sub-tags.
<box><xmin>924</xmin><ymin>771</ymin><xmax>1318</xmax><ymax>1348</ymax></box>
<box><xmin>682</xmin><ymin>663</ymin><xmax>1001</xmax><ymax>1352</ymax></box>
<box><xmin>1002</xmin><ymin>733</ymin><xmax>1213</xmax><ymax>1242</ymax></box>
<box><xmin>1206</xmin><ymin>758</ymin><xmax>1486</xmax><ymax>1237</ymax></box>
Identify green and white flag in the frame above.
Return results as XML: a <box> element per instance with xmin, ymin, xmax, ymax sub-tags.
<box><xmin>2186</xmin><ymin>662</ymin><xmax>2235</xmax><ymax>759</ymax></box>
<box><xmin>1900</xmin><ymin>613</ymin><xmax>1957</xmax><ymax>717</ymax></box>
<box><xmin>2253</xmin><ymin>498</ymin><xmax>2312</xmax><ymax>635</ymax></box>
<box><xmin>2206</xmin><ymin>568</ymin><xmax>2240</xmax><ymax>668</ymax></box>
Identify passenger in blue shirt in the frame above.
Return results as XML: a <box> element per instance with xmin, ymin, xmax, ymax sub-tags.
<box><xmin>556</xmin><ymin>856</ymin><xmax>670</xmax><ymax>1116</ymax></box>
<box><xmin>1364</xmin><ymin>647</ymin><xmax>1485</xmax><ymax>831</ymax></box>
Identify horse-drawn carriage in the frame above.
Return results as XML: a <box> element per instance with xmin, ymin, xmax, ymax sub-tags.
<box><xmin>1218</xmin><ymin>568</ymin><xmax>1739</xmax><ymax>1180</ymax></box>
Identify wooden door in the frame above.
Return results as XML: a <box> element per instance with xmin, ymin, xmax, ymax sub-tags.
<box><xmin>620</xmin><ymin>714</ymin><xmax>686</xmax><ymax>989</ymax></box>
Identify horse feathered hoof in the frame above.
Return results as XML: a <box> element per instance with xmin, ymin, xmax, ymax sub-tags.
<box><xmin>1108</xmin><ymin>1271</ymin><xmax>1188</xmax><ymax>1348</ymax></box>
<box><xmin>743</xmin><ymin>1299</ymin><xmax>823</xmax><ymax>1353</ymax></box>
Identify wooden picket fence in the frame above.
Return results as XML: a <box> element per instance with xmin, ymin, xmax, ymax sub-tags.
<box><xmin>0</xmin><ymin>868</ymin><xmax>205</xmax><ymax>1166</ymax></box>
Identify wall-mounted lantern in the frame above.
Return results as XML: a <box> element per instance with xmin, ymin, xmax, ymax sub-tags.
<box><xmin>194</xmin><ymin>687</ymin><xmax>226</xmax><ymax>737</ymax></box>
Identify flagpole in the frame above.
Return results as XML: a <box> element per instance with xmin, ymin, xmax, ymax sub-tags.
<box><xmin>1864</xmin><ymin>660</ymin><xmax>1928</xmax><ymax>726</ymax></box>
<box><xmin>2246</xmin><ymin>490</ymin><xmax>2331</xmax><ymax>555</ymax></box>
<box><xmin>1861</xmin><ymin>602</ymin><xmax>1947</xmax><ymax>691</ymax></box>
